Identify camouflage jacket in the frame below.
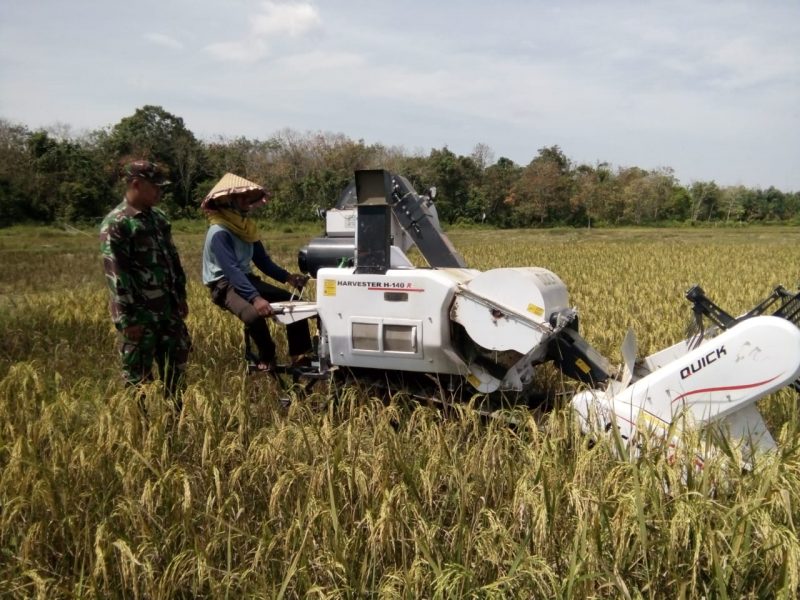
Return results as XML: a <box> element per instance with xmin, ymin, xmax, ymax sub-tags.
<box><xmin>99</xmin><ymin>199</ymin><xmax>187</xmax><ymax>329</ymax></box>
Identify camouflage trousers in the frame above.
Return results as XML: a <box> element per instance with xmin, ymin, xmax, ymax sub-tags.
<box><xmin>118</xmin><ymin>317</ymin><xmax>191</xmax><ymax>397</ymax></box>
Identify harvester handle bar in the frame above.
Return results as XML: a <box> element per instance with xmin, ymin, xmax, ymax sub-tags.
<box><xmin>772</xmin><ymin>288</ymin><xmax>800</xmax><ymax>325</ymax></box>
<box><xmin>740</xmin><ymin>285</ymin><xmax>791</xmax><ymax>320</ymax></box>
<box><xmin>688</xmin><ymin>284</ymin><xmax>800</xmax><ymax>325</ymax></box>
<box><xmin>685</xmin><ymin>285</ymin><xmax>736</xmax><ymax>330</ymax></box>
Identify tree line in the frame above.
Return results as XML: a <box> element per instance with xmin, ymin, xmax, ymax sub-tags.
<box><xmin>1</xmin><ymin>105</ymin><xmax>798</xmax><ymax>228</ymax></box>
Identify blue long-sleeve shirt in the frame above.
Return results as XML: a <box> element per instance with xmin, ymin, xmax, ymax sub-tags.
<box><xmin>202</xmin><ymin>225</ymin><xmax>289</xmax><ymax>301</ymax></box>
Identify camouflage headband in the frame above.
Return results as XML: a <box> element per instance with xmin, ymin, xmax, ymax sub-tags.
<box><xmin>123</xmin><ymin>160</ymin><xmax>170</xmax><ymax>186</ymax></box>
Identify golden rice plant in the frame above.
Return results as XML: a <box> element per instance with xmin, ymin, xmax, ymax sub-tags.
<box><xmin>1</xmin><ymin>225</ymin><xmax>799</xmax><ymax>598</ymax></box>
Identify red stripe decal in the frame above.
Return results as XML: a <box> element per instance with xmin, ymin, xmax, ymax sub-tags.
<box><xmin>368</xmin><ymin>287</ymin><xmax>425</xmax><ymax>292</ymax></box>
<box><xmin>671</xmin><ymin>374</ymin><xmax>783</xmax><ymax>405</ymax></box>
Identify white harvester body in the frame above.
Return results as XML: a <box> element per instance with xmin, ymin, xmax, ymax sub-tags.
<box><xmin>572</xmin><ymin>316</ymin><xmax>800</xmax><ymax>453</ymax></box>
<box><xmin>272</xmin><ymin>169</ymin><xmax>800</xmax><ymax>455</ymax></box>
<box><xmin>315</xmin><ymin>266</ymin><xmax>476</xmax><ymax>376</ymax></box>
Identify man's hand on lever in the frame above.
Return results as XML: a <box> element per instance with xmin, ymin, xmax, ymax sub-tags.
<box><xmin>287</xmin><ymin>273</ymin><xmax>309</xmax><ymax>291</ymax></box>
<box><xmin>252</xmin><ymin>296</ymin><xmax>274</xmax><ymax>318</ymax></box>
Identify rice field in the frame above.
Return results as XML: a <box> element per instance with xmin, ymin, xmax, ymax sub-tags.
<box><xmin>1</xmin><ymin>224</ymin><xmax>799</xmax><ymax>599</ymax></box>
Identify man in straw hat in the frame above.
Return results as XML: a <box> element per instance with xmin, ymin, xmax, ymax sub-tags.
<box><xmin>100</xmin><ymin>160</ymin><xmax>191</xmax><ymax>409</ymax></box>
<box><xmin>201</xmin><ymin>173</ymin><xmax>312</xmax><ymax>372</ymax></box>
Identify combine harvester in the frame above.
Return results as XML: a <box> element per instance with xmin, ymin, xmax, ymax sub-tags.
<box><xmin>267</xmin><ymin>169</ymin><xmax>800</xmax><ymax>455</ymax></box>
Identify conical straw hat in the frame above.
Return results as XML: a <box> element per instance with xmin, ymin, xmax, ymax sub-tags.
<box><xmin>201</xmin><ymin>173</ymin><xmax>266</xmax><ymax>210</ymax></box>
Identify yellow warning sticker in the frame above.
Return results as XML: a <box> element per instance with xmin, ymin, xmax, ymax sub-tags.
<box><xmin>467</xmin><ymin>374</ymin><xmax>481</xmax><ymax>389</ymax></box>
<box><xmin>323</xmin><ymin>279</ymin><xmax>337</xmax><ymax>296</ymax></box>
<box><xmin>527</xmin><ymin>303</ymin><xmax>544</xmax><ymax>317</ymax></box>
<box><xmin>575</xmin><ymin>358</ymin><xmax>591</xmax><ymax>374</ymax></box>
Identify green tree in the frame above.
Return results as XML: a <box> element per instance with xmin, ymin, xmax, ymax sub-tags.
<box><xmin>420</xmin><ymin>147</ymin><xmax>483</xmax><ymax>224</ymax></box>
<box><xmin>619</xmin><ymin>168</ymin><xmax>678</xmax><ymax>224</ymax></box>
<box><xmin>260</xmin><ymin>130</ymin><xmax>380</xmax><ymax>221</ymax></box>
<box><xmin>104</xmin><ymin>105</ymin><xmax>205</xmax><ymax>214</ymax></box>
<box><xmin>786</xmin><ymin>191</ymin><xmax>800</xmax><ymax>222</ymax></box>
<box><xmin>664</xmin><ymin>186</ymin><xmax>691</xmax><ymax>221</ymax></box>
<box><xmin>508</xmin><ymin>146</ymin><xmax>573</xmax><ymax>226</ymax></box>
<box><xmin>570</xmin><ymin>162</ymin><xmax>617</xmax><ymax>227</ymax></box>
<box><xmin>762</xmin><ymin>186</ymin><xmax>788</xmax><ymax>221</ymax></box>
<box><xmin>481</xmin><ymin>157</ymin><xmax>520</xmax><ymax>227</ymax></box>
<box><xmin>720</xmin><ymin>186</ymin><xmax>749</xmax><ymax>222</ymax></box>
<box><xmin>21</xmin><ymin>130</ymin><xmax>110</xmax><ymax>222</ymax></box>
<box><xmin>689</xmin><ymin>181</ymin><xmax>721</xmax><ymax>222</ymax></box>
<box><xmin>0</xmin><ymin>120</ymin><xmax>34</xmax><ymax>225</ymax></box>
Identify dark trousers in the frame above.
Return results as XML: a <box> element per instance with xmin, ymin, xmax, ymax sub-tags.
<box><xmin>209</xmin><ymin>275</ymin><xmax>312</xmax><ymax>363</ymax></box>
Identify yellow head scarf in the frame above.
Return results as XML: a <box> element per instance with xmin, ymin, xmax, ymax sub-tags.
<box><xmin>207</xmin><ymin>208</ymin><xmax>260</xmax><ymax>242</ymax></box>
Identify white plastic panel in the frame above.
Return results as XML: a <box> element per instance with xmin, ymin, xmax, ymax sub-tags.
<box><xmin>317</xmin><ymin>267</ymin><xmax>478</xmax><ymax>374</ymax></box>
<box><xmin>325</xmin><ymin>209</ymin><xmax>357</xmax><ymax>237</ymax></box>
<box><xmin>451</xmin><ymin>267</ymin><xmax>568</xmax><ymax>354</ymax></box>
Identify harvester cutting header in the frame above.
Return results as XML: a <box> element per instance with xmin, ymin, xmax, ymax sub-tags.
<box><xmin>270</xmin><ymin>169</ymin><xmax>800</xmax><ymax>454</ymax></box>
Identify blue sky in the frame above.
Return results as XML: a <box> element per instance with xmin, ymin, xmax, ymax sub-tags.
<box><xmin>1</xmin><ymin>1</ymin><xmax>798</xmax><ymax>190</ymax></box>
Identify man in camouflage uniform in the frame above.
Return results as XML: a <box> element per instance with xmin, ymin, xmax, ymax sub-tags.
<box><xmin>99</xmin><ymin>160</ymin><xmax>191</xmax><ymax>408</ymax></box>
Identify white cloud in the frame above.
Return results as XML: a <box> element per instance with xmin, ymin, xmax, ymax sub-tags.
<box><xmin>252</xmin><ymin>1</ymin><xmax>321</xmax><ymax>36</ymax></box>
<box><xmin>205</xmin><ymin>1</ymin><xmax>321</xmax><ymax>63</ymax></box>
<box><xmin>143</xmin><ymin>32</ymin><xmax>183</xmax><ymax>50</ymax></box>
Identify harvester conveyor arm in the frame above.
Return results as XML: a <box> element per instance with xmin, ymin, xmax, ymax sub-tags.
<box><xmin>454</xmin><ymin>285</ymin><xmax>557</xmax><ymax>336</ymax></box>
<box><xmin>388</xmin><ymin>178</ymin><xmax>467</xmax><ymax>269</ymax></box>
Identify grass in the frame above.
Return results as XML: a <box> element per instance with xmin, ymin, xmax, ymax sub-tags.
<box><xmin>1</xmin><ymin>225</ymin><xmax>799</xmax><ymax>598</ymax></box>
